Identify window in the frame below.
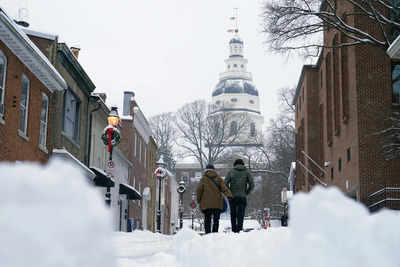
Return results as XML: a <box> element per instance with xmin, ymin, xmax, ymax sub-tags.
<box><xmin>19</xmin><ymin>74</ymin><xmax>30</xmax><ymax>136</ymax></box>
<box><xmin>231</xmin><ymin>98</ymin><xmax>237</xmax><ymax>102</ymax></box>
<box><xmin>39</xmin><ymin>93</ymin><xmax>49</xmax><ymax>149</ymax></box>
<box><xmin>0</xmin><ymin>51</ymin><xmax>7</xmax><ymax>116</ymax></box>
<box><xmin>63</xmin><ymin>89</ymin><xmax>80</xmax><ymax>142</ymax></box>
<box><xmin>250</xmin><ymin>122</ymin><xmax>256</xmax><ymax>137</ymax></box>
<box><xmin>216</xmin><ymin>100</ymin><xmax>221</xmax><ymax>105</ymax></box>
<box><xmin>330</xmin><ymin>167</ymin><xmax>334</xmax><ymax>180</ymax></box>
<box><xmin>347</xmin><ymin>148</ymin><xmax>351</xmax><ymax>162</ymax></box>
<box><xmin>139</xmin><ymin>139</ymin><xmax>142</xmax><ymax>162</ymax></box>
<box><xmin>144</xmin><ymin>147</ymin><xmax>147</xmax><ymax>166</ymax></box>
<box><xmin>241</xmin><ymin>64</ymin><xmax>244</xmax><ymax>68</ymax></box>
<box><xmin>392</xmin><ymin>63</ymin><xmax>400</xmax><ymax>104</ymax></box>
<box><xmin>233</xmin><ymin>64</ymin><xmax>237</xmax><ymax>68</ymax></box>
<box><xmin>338</xmin><ymin>158</ymin><xmax>342</xmax><ymax>172</ymax></box>
<box><xmin>249</xmin><ymin>100</ymin><xmax>254</xmax><ymax>104</ymax></box>
<box><xmin>228</xmin><ymin>65</ymin><xmax>231</xmax><ymax>69</ymax></box>
<box><xmin>134</xmin><ymin>133</ymin><xmax>137</xmax><ymax>156</ymax></box>
<box><xmin>230</xmin><ymin>121</ymin><xmax>238</xmax><ymax>136</ymax></box>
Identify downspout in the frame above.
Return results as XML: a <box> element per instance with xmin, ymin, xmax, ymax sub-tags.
<box><xmin>85</xmin><ymin>97</ymin><xmax>101</xmax><ymax>166</ymax></box>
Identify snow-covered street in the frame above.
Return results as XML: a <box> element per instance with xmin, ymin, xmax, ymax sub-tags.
<box><xmin>113</xmin><ymin>187</ymin><xmax>400</xmax><ymax>267</ymax></box>
<box><xmin>2</xmin><ymin>160</ymin><xmax>400</xmax><ymax>267</ymax></box>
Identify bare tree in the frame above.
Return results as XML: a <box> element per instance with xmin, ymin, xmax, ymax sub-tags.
<box><xmin>262</xmin><ymin>0</ymin><xmax>400</xmax><ymax>55</ymax></box>
<box><xmin>149</xmin><ymin>112</ymin><xmax>177</xmax><ymax>170</ymax></box>
<box><xmin>381</xmin><ymin>111</ymin><xmax>400</xmax><ymax>160</ymax></box>
<box><xmin>174</xmin><ymin>100</ymin><xmax>250</xmax><ymax>169</ymax></box>
<box><xmin>245</xmin><ymin>88</ymin><xmax>296</xmax><ymax>213</ymax></box>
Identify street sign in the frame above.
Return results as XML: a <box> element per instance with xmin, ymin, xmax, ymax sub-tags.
<box><xmin>154</xmin><ymin>167</ymin><xmax>167</xmax><ymax>179</ymax></box>
<box><xmin>107</xmin><ymin>160</ymin><xmax>115</xmax><ymax>169</ymax></box>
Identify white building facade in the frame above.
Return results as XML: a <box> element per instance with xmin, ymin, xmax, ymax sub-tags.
<box><xmin>211</xmin><ymin>33</ymin><xmax>264</xmax><ymax>139</ymax></box>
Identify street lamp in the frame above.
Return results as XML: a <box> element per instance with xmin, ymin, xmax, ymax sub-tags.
<box><xmin>154</xmin><ymin>156</ymin><xmax>167</xmax><ymax>233</ymax></box>
<box><xmin>102</xmin><ymin>106</ymin><xmax>121</xmax><ymax>161</ymax></box>
<box><xmin>191</xmin><ymin>192</ymin><xmax>195</xmax><ymax>230</ymax></box>
<box><xmin>177</xmin><ymin>180</ymin><xmax>186</xmax><ymax>229</ymax></box>
<box><xmin>101</xmin><ymin>106</ymin><xmax>121</xmax><ymax>206</ymax></box>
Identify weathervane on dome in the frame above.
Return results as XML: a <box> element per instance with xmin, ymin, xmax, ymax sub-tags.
<box><xmin>227</xmin><ymin>8</ymin><xmax>239</xmax><ymax>35</ymax></box>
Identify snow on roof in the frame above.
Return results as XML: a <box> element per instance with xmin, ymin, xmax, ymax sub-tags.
<box><xmin>0</xmin><ymin>8</ymin><xmax>66</xmax><ymax>92</ymax></box>
<box><xmin>52</xmin><ymin>148</ymin><xmax>95</xmax><ymax>179</ymax></box>
<box><xmin>120</xmin><ymin>115</ymin><xmax>133</xmax><ymax>120</ymax></box>
<box><xmin>22</xmin><ymin>28</ymin><xmax>57</xmax><ymax>41</ymax></box>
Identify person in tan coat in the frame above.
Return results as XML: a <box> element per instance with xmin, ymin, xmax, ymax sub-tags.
<box><xmin>196</xmin><ymin>164</ymin><xmax>232</xmax><ymax>234</ymax></box>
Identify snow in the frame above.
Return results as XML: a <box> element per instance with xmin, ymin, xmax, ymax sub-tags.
<box><xmin>2</xmin><ymin>160</ymin><xmax>400</xmax><ymax>267</ymax></box>
<box><xmin>114</xmin><ymin>186</ymin><xmax>400</xmax><ymax>267</ymax></box>
<box><xmin>0</xmin><ymin>159</ymin><xmax>114</xmax><ymax>267</ymax></box>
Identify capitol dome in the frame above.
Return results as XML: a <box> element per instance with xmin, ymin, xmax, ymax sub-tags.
<box><xmin>212</xmin><ymin>79</ymin><xmax>258</xmax><ymax>97</ymax></box>
<box><xmin>229</xmin><ymin>37</ymin><xmax>243</xmax><ymax>44</ymax></box>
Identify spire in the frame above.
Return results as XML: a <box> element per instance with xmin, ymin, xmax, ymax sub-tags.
<box><xmin>227</xmin><ymin>8</ymin><xmax>239</xmax><ymax>36</ymax></box>
<box><xmin>227</xmin><ymin>8</ymin><xmax>244</xmax><ymax>58</ymax></box>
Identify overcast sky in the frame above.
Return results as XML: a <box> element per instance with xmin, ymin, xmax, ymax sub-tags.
<box><xmin>1</xmin><ymin>0</ymin><xmax>305</xmax><ymax>127</ymax></box>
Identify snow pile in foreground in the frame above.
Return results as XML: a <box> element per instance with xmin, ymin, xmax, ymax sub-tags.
<box><xmin>115</xmin><ymin>186</ymin><xmax>400</xmax><ymax>267</ymax></box>
<box><xmin>0</xmin><ymin>160</ymin><xmax>114</xmax><ymax>267</ymax></box>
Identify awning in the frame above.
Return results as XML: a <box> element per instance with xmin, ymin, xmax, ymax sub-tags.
<box><xmin>119</xmin><ymin>183</ymin><xmax>141</xmax><ymax>200</ymax></box>
<box><xmin>90</xmin><ymin>167</ymin><xmax>115</xmax><ymax>187</ymax></box>
<box><xmin>52</xmin><ymin>149</ymin><xmax>95</xmax><ymax>181</ymax></box>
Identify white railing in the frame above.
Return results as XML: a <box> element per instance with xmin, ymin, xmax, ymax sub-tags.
<box><xmin>219</xmin><ymin>71</ymin><xmax>252</xmax><ymax>81</ymax></box>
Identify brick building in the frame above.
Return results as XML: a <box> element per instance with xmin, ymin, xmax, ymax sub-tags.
<box><xmin>24</xmin><ymin>29</ymin><xmax>95</xmax><ymax>167</ymax></box>
<box><xmin>0</xmin><ymin>9</ymin><xmax>66</xmax><ymax>163</ymax></box>
<box><xmin>293</xmin><ymin>2</ymin><xmax>400</xmax><ymax>211</ymax></box>
<box><xmin>120</xmin><ymin>92</ymin><xmax>161</xmax><ymax>232</ymax></box>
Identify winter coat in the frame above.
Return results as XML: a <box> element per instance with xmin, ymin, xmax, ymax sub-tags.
<box><xmin>196</xmin><ymin>170</ymin><xmax>232</xmax><ymax>211</ymax></box>
<box><xmin>225</xmin><ymin>164</ymin><xmax>254</xmax><ymax>198</ymax></box>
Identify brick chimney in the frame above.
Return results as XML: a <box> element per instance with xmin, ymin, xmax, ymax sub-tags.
<box><xmin>123</xmin><ymin>91</ymin><xmax>135</xmax><ymax>116</ymax></box>
<box><xmin>70</xmin><ymin>47</ymin><xmax>80</xmax><ymax>59</ymax></box>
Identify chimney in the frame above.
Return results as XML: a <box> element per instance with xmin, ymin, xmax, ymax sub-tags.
<box><xmin>70</xmin><ymin>47</ymin><xmax>80</xmax><ymax>59</ymax></box>
<box><xmin>123</xmin><ymin>91</ymin><xmax>135</xmax><ymax>116</ymax></box>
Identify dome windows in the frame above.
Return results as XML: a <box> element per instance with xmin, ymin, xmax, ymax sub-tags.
<box><xmin>249</xmin><ymin>100</ymin><xmax>255</xmax><ymax>104</ymax></box>
<box><xmin>231</xmin><ymin>98</ymin><xmax>237</xmax><ymax>102</ymax></box>
<box><xmin>212</xmin><ymin>79</ymin><xmax>259</xmax><ymax>96</ymax></box>
<box><xmin>233</xmin><ymin>64</ymin><xmax>237</xmax><ymax>68</ymax></box>
<box><xmin>216</xmin><ymin>100</ymin><xmax>221</xmax><ymax>105</ymax></box>
<box><xmin>241</xmin><ymin>64</ymin><xmax>244</xmax><ymax>68</ymax></box>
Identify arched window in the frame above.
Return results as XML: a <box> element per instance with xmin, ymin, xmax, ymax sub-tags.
<box><xmin>250</xmin><ymin>122</ymin><xmax>256</xmax><ymax>137</ymax></box>
<box><xmin>230</xmin><ymin>121</ymin><xmax>238</xmax><ymax>136</ymax></box>
<box><xmin>0</xmin><ymin>50</ymin><xmax>7</xmax><ymax>116</ymax></box>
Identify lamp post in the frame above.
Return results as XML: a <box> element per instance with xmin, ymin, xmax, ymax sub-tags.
<box><xmin>101</xmin><ymin>106</ymin><xmax>121</xmax><ymax>206</ymax></box>
<box><xmin>191</xmin><ymin>192</ymin><xmax>195</xmax><ymax>230</ymax></box>
<box><xmin>155</xmin><ymin>156</ymin><xmax>167</xmax><ymax>233</ymax></box>
<box><xmin>177</xmin><ymin>180</ymin><xmax>186</xmax><ymax>229</ymax></box>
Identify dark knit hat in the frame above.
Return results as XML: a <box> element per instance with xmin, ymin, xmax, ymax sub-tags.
<box><xmin>233</xmin><ymin>159</ymin><xmax>244</xmax><ymax>166</ymax></box>
<box><xmin>205</xmin><ymin>164</ymin><xmax>215</xmax><ymax>170</ymax></box>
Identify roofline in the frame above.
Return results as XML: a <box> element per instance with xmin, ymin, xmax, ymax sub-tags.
<box><xmin>23</xmin><ymin>28</ymin><xmax>58</xmax><ymax>41</ymax></box>
<box><xmin>292</xmin><ymin>64</ymin><xmax>319</xmax><ymax>105</ymax></box>
<box><xmin>0</xmin><ymin>8</ymin><xmax>66</xmax><ymax>92</ymax></box>
<box><xmin>57</xmin><ymin>43</ymin><xmax>95</xmax><ymax>95</ymax></box>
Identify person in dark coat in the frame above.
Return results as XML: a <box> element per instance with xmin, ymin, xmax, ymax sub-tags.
<box><xmin>196</xmin><ymin>164</ymin><xmax>232</xmax><ymax>234</ymax></box>
<box><xmin>225</xmin><ymin>159</ymin><xmax>254</xmax><ymax>233</ymax></box>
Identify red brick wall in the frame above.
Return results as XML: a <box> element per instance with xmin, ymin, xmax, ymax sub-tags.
<box><xmin>294</xmin><ymin>2</ymin><xmax>400</xmax><ymax>210</ymax></box>
<box><xmin>0</xmin><ymin>41</ymin><xmax>52</xmax><ymax>163</ymax></box>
